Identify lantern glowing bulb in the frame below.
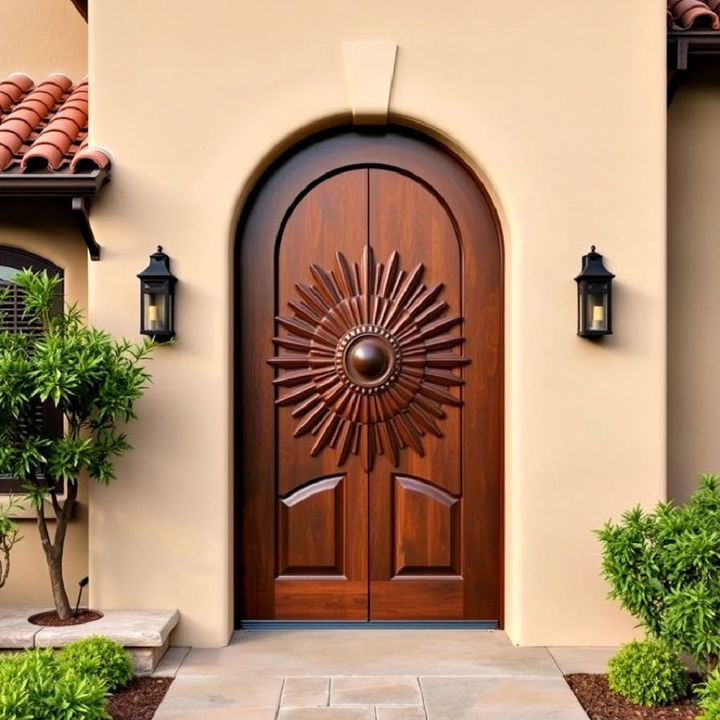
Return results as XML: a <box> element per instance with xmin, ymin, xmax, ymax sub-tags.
<box><xmin>590</xmin><ymin>304</ymin><xmax>605</xmax><ymax>330</ymax></box>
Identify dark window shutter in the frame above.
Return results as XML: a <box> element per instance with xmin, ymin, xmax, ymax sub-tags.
<box><xmin>0</xmin><ymin>248</ymin><xmax>64</xmax><ymax>495</ymax></box>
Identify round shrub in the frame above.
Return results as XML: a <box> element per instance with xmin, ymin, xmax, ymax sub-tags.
<box><xmin>0</xmin><ymin>680</ymin><xmax>33</xmax><ymax>720</ymax></box>
<box><xmin>0</xmin><ymin>648</ymin><xmax>109</xmax><ymax>720</ymax></box>
<box><xmin>0</xmin><ymin>650</ymin><xmax>45</xmax><ymax>720</ymax></box>
<box><xmin>596</xmin><ymin>474</ymin><xmax>720</xmax><ymax>676</ymax></box>
<box><xmin>608</xmin><ymin>639</ymin><xmax>688</xmax><ymax>707</ymax></box>
<box><xmin>46</xmin><ymin>670</ymin><xmax>110</xmax><ymax>720</ymax></box>
<box><xmin>0</xmin><ymin>648</ymin><xmax>59</xmax><ymax>719</ymax></box>
<box><xmin>58</xmin><ymin>636</ymin><xmax>133</xmax><ymax>692</ymax></box>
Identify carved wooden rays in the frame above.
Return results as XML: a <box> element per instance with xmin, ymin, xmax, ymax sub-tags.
<box><xmin>268</xmin><ymin>248</ymin><xmax>467</xmax><ymax>471</ymax></box>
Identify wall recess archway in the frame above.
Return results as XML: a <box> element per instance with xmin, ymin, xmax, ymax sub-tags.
<box><xmin>235</xmin><ymin>128</ymin><xmax>503</xmax><ymax>626</ymax></box>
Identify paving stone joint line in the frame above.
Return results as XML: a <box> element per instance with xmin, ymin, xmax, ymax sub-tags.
<box><xmin>274</xmin><ymin>677</ymin><xmax>286</xmax><ymax>720</ymax></box>
<box><xmin>416</xmin><ymin>675</ymin><xmax>430</xmax><ymax>720</ymax></box>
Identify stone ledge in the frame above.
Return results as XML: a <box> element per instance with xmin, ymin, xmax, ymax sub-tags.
<box><xmin>0</xmin><ymin>607</ymin><xmax>179</xmax><ymax>673</ymax></box>
<box><xmin>0</xmin><ymin>605</ymin><xmax>37</xmax><ymax>649</ymax></box>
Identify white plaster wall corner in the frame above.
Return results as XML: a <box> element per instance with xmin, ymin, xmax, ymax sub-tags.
<box><xmin>342</xmin><ymin>41</ymin><xmax>398</xmax><ymax>125</ymax></box>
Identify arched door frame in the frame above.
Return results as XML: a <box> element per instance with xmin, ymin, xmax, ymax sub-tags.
<box><xmin>233</xmin><ymin>125</ymin><xmax>504</xmax><ymax>627</ymax></box>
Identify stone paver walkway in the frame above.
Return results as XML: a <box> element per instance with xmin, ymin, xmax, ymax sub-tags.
<box><xmin>154</xmin><ymin>630</ymin><xmax>616</xmax><ymax>719</ymax></box>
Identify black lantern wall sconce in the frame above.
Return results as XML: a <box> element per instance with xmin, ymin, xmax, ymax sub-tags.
<box><xmin>137</xmin><ymin>246</ymin><xmax>177</xmax><ymax>343</ymax></box>
<box><xmin>574</xmin><ymin>246</ymin><xmax>615</xmax><ymax>338</ymax></box>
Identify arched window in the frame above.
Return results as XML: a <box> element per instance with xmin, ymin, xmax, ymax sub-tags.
<box><xmin>0</xmin><ymin>248</ymin><xmax>64</xmax><ymax>494</ymax></box>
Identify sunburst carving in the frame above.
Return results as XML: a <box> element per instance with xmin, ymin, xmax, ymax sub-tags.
<box><xmin>268</xmin><ymin>248</ymin><xmax>468</xmax><ymax>471</ymax></box>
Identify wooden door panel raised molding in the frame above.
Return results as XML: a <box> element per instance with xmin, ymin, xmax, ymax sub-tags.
<box><xmin>239</xmin><ymin>131</ymin><xmax>502</xmax><ymax>624</ymax></box>
<box><xmin>269</xmin><ymin>249</ymin><xmax>467</xmax><ymax>471</ymax></box>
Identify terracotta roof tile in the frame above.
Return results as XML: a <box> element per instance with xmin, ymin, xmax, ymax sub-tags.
<box><xmin>70</xmin><ymin>146</ymin><xmax>111</xmax><ymax>172</ymax></box>
<box><xmin>0</xmin><ymin>74</ymin><xmax>111</xmax><ymax>174</ymax></box>
<box><xmin>668</xmin><ymin>0</ymin><xmax>720</xmax><ymax>29</ymax></box>
<box><xmin>0</xmin><ymin>75</ymin><xmax>32</xmax><ymax>113</ymax></box>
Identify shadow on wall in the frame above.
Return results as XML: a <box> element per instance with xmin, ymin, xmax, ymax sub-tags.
<box><xmin>668</xmin><ymin>65</ymin><xmax>720</xmax><ymax>505</ymax></box>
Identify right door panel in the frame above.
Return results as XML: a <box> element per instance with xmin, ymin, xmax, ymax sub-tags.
<box><xmin>367</xmin><ymin>165</ymin><xmax>498</xmax><ymax>620</ymax></box>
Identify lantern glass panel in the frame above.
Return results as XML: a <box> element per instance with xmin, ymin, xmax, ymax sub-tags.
<box><xmin>583</xmin><ymin>291</ymin><xmax>608</xmax><ymax>333</ymax></box>
<box><xmin>142</xmin><ymin>283</ymin><xmax>168</xmax><ymax>333</ymax></box>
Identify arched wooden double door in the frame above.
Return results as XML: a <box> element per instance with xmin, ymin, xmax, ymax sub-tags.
<box><xmin>238</xmin><ymin>130</ymin><xmax>502</xmax><ymax>623</ymax></box>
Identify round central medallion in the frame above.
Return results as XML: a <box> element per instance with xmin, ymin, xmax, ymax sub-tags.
<box><xmin>335</xmin><ymin>324</ymin><xmax>401</xmax><ymax>394</ymax></box>
<box><xmin>348</xmin><ymin>337</ymin><xmax>391</xmax><ymax>380</ymax></box>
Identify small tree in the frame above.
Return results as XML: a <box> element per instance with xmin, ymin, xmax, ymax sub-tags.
<box><xmin>0</xmin><ymin>496</ymin><xmax>22</xmax><ymax>589</ymax></box>
<box><xmin>0</xmin><ymin>270</ymin><xmax>154</xmax><ymax>619</ymax></box>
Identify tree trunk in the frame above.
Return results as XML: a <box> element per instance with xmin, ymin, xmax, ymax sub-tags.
<box><xmin>46</xmin><ymin>547</ymin><xmax>72</xmax><ymax>619</ymax></box>
<box><xmin>0</xmin><ymin>544</ymin><xmax>10</xmax><ymax>588</ymax></box>
<box><xmin>37</xmin><ymin>481</ymin><xmax>78</xmax><ymax>620</ymax></box>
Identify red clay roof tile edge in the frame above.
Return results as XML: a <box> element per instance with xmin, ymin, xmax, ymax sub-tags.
<box><xmin>5</xmin><ymin>73</ymin><xmax>34</xmax><ymax>87</ymax></box>
<box><xmin>69</xmin><ymin>147</ymin><xmax>112</xmax><ymax>172</ymax></box>
<box><xmin>42</xmin><ymin>73</ymin><xmax>73</xmax><ymax>84</ymax></box>
<box><xmin>668</xmin><ymin>0</ymin><xmax>720</xmax><ymax>29</ymax></box>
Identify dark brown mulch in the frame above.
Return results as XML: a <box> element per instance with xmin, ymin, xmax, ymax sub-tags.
<box><xmin>566</xmin><ymin>674</ymin><xmax>700</xmax><ymax>720</ymax></box>
<box><xmin>28</xmin><ymin>609</ymin><xmax>103</xmax><ymax>626</ymax></box>
<box><xmin>107</xmin><ymin>677</ymin><xmax>173</xmax><ymax>720</ymax></box>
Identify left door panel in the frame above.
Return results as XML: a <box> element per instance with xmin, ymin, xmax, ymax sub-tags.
<box><xmin>243</xmin><ymin>169</ymin><xmax>370</xmax><ymax>620</ymax></box>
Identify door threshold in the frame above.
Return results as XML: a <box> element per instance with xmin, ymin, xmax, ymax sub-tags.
<box><xmin>240</xmin><ymin>620</ymin><xmax>499</xmax><ymax>630</ymax></box>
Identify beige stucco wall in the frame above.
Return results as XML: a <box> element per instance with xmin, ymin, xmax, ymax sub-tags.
<box><xmin>0</xmin><ymin>0</ymin><xmax>88</xmax><ymax>610</ymax></box>
<box><xmin>668</xmin><ymin>68</ymin><xmax>720</xmax><ymax>503</ymax></box>
<box><xmin>0</xmin><ymin>0</ymin><xmax>87</xmax><ymax>82</ymax></box>
<box><xmin>0</xmin><ymin>200</ymin><xmax>89</xmax><ymax>607</ymax></box>
<box><xmin>88</xmin><ymin>0</ymin><xmax>666</xmax><ymax>647</ymax></box>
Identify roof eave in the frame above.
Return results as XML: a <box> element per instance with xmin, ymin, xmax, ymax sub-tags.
<box><xmin>0</xmin><ymin>167</ymin><xmax>109</xmax><ymax>197</ymax></box>
<box><xmin>668</xmin><ymin>30</ymin><xmax>720</xmax><ymax>70</ymax></box>
<box><xmin>0</xmin><ymin>168</ymin><xmax>110</xmax><ymax>261</ymax></box>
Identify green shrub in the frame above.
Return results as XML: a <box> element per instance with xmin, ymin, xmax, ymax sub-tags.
<box><xmin>0</xmin><ymin>648</ymin><xmax>110</xmax><ymax>720</ymax></box>
<box><xmin>58</xmin><ymin>636</ymin><xmax>133</xmax><ymax>692</ymax></box>
<box><xmin>47</xmin><ymin>672</ymin><xmax>110</xmax><ymax>720</ymax></box>
<box><xmin>607</xmin><ymin>639</ymin><xmax>688</xmax><ymax>706</ymax></box>
<box><xmin>0</xmin><ymin>681</ymin><xmax>33</xmax><ymax>720</ymax></box>
<box><xmin>697</xmin><ymin>667</ymin><xmax>720</xmax><ymax>719</ymax></box>
<box><xmin>0</xmin><ymin>649</ymin><xmax>55</xmax><ymax>720</ymax></box>
<box><xmin>596</xmin><ymin>473</ymin><xmax>720</xmax><ymax>676</ymax></box>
